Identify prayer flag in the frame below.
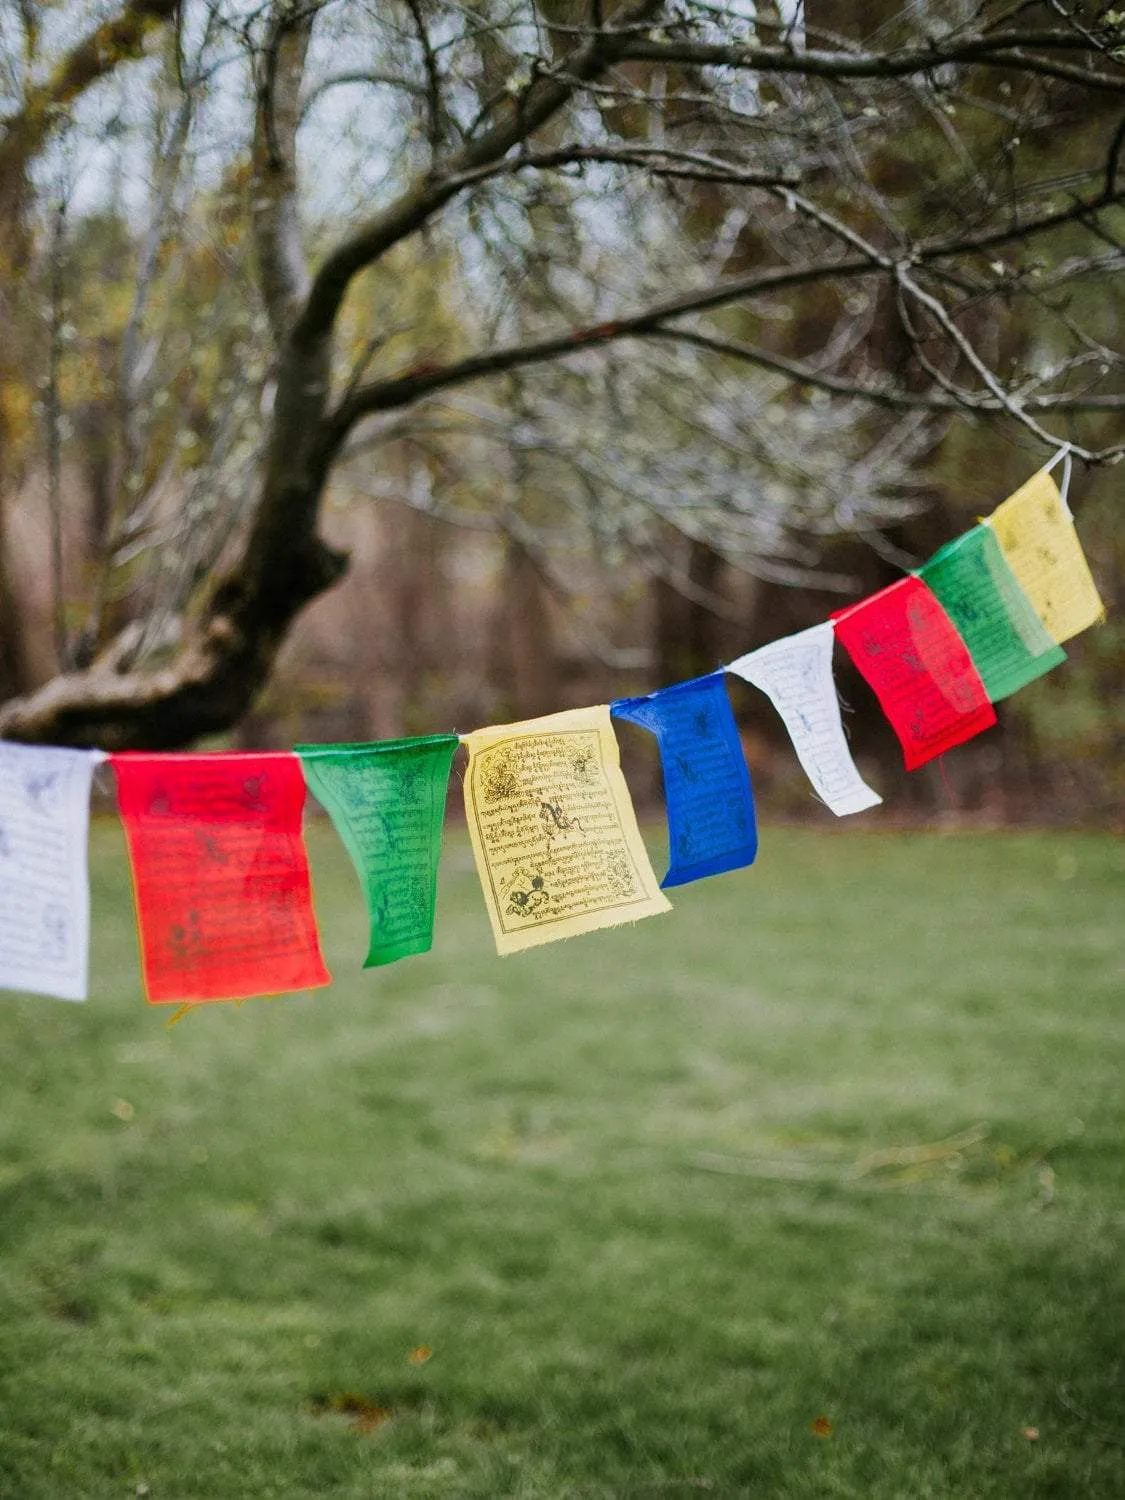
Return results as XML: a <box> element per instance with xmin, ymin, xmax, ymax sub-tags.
<box><xmin>0</xmin><ymin>742</ymin><xmax>102</xmax><ymax>1001</ymax></box>
<box><xmin>111</xmin><ymin>752</ymin><xmax>330</xmax><ymax>1005</ymax></box>
<box><xmin>832</xmin><ymin>577</ymin><xmax>996</xmax><ymax>770</ymax></box>
<box><xmin>919</xmin><ymin>525</ymin><xmax>1065</xmax><ymax>701</ymax></box>
<box><xmin>727</xmin><ymin>624</ymin><xmax>882</xmax><ymax>816</ymax></box>
<box><xmin>461</xmin><ymin>705</ymin><xmax>670</xmax><ymax>955</ymax></box>
<box><xmin>986</xmin><ymin>469</ymin><xmax>1104</xmax><ymax>642</ymax></box>
<box><xmin>611</xmin><ymin>673</ymin><xmax>757</xmax><ymax>886</ymax></box>
<box><xmin>296</xmin><ymin>734</ymin><xmax>458</xmax><ymax>967</ymax></box>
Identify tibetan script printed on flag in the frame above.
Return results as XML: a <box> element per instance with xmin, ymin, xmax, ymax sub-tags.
<box><xmin>832</xmin><ymin>577</ymin><xmax>996</xmax><ymax>771</ymax></box>
<box><xmin>297</xmin><ymin>735</ymin><xmax>458</xmax><ymax>967</ymax></box>
<box><xmin>0</xmin><ymin>743</ymin><xmax>102</xmax><ymax>1001</ymax></box>
<box><xmin>919</xmin><ymin>525</ymin><xmax>1065</xmax><ymax>702</ymax></box>
<box><xmin>611</xmin><ymin>673</ymin><xmax>757</xmax><ymax>887</ymax></box>
<box><xmin>986</xmin><ymin>469</ymin><xmax>1104</xmax><ymax>643</ymax></box>
<box><xmin>111</xmin><ymin>752</ymin><xmax>330</xmax><ymax>1004</ymax></box>
<box><xmin>727</xmin><ymin>623</ymin><xmax>882</xmax><ymax>816</ymax></box>
<box><xmin>462</xmin><ymin>706</ymin><xmax>670</xmax><ymax>955</ymax></box>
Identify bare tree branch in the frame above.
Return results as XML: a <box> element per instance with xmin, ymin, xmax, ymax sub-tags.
<box><xmin>299</xmin><ymin>69</ymin><xmax>429</xmax><ymax>121</ymax></box>
<box><xmin>292</xmin><ymin>0</ymin><xmax>665</xmax><ymax>350</ymax></box>
<box><xmin>893</xmin><ymin>264</ymin><xmax>1098</xmax><ymax>454</ymax></box>
<box><xmin>0</xmin><ymin>0</ymin><xmax>179</xmax><ymax>191</ymax></box>
<box><xmin>652</xmin><ymin>327</ymin><xmax>1125</xmax><ymax>413</ymax></box>
<box><xmin>325</xmin><ymin>256</ymin><xmax>878</xmax><ymax>440</ymax></box>
<box><xmin>117</xmin><ymin>83</ymin><xmax>196</xmax><ymax>522</ymax></box>
<box><xmin>438</xmin><ymin>141</ymin><xmax>801</xmax><ymax>193</ymax></box>
<box><xmin>252</xmin><ymin>0</ymin><xmax>315</xmax><ymax>347</ymax></box>
<box><xmin>616</xmin><ymin>32</ymin><xmax>1125</xmax><ymax>93</ymax></box>
<box><xmin>403</xmin><ymin>0</ymin><xmax>446</xmax><ymax>151</ymax></box>
<box><xmin>45</xmin><ymin>199</ymin><xmax>67</xmax><ymax>669</ymax></box>
<box><xmin>1106</xmin><ymin>110</ymin><xmax>1125</xmax><ymax>197</ymax></box>
<box><xmin>324</xmin><ymin>168</ymin><xmax>1125</xmax><ymax>447</ymax></box>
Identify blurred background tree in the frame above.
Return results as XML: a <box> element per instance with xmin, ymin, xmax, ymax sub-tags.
<box><xmin>0</xmin><ymin>0</ymin><xmax>1122</xmax><ymax>815</ymax></box>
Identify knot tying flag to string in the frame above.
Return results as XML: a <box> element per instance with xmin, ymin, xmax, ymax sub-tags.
<box><xmin>1043</xmin><ymin>443</ymin><xmax>1074</xmax><ymax>519</ymax></box>
<box><xmin>984</xmin><ymin>468</ymin><xmax>1104</xmax><ymax>644</ymax></box>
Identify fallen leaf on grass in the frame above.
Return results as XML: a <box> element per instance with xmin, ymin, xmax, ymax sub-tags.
<box><xmin>1033</xmin><ymin>1166</ymin><xmax>1056</xmax><ymax>1210</ymax></box>
<box><xmin>307</xmin><ymin>1392</ymin><xmax>392</xmax><ymax>1432</ymax></box>
<box><xmin>810</xmin><ymin>1416</ymin><xmax>833</xmax><ymax>1438</ymax></box>
<box><xmin>851</xmin><ymin>1124</ymin><xmax>988</xmax><ymax>1180</ymax></box>
<box><xmin>690</xmin><ymin>1152</ymin><xmax>825</xmax><ymax>1181</ymax></box>
<box><xmin>408</xmin><ymin>1345</ymin><xmax>433</xmax><ymax>1364</ymax></box>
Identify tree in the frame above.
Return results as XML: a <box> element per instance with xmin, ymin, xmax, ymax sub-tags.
<box><xmin>1</xmin><ymin>0</ymin><xmax>1123</xmax><ymax>747</ymax></box>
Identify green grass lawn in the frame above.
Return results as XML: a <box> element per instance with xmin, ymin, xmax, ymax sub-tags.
<box><xmin>1</xmin><ymin>822</ymin><xmax>1123</xmax><ymax>1499</ymax></box>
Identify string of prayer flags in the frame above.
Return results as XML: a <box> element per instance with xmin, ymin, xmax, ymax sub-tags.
<box><xmin>985</xmin><ymin>468</ymin><xmax>1104</xmax><ymax>643</ymax></box>
<box><xmin>610</xmin><ymin>673</ymin><xmax>757</xmax><ymax>886</ymax></box>
<box><xmin>0</xmin><ymin>459</ymin><xmax>1105</xmax><ymax>1007</ymax></box>
<box><xmin>296</xmin><ymin>734</ymin><xmax>458</xmax><ymax>967</ymax></box>
<box><xmin>461</xmin><ymin>705</ymin><xmax>670</xmax><ymax>955</ymax></box>
<box><xmin>918</xmin><ymin>525</ymin><xmax>1065</xmax><ymax>702</ymax></box>
<box><xmin>726</xmin><ymin>624</ymin><xmax>882</xmax><ymax>816</ymax></box>
<box><xmin>0</xmin><ymin>743</ymin><xmax>103</xmax><ymax>1001</ymax></box>
<box><xmin>111</xmin><ymin>752</ymin><xmax>330</xmax><ymax>1005</ymax></box>
<box><xmin>832</xmin><ymin>577</ymin><xmax>996</xmax><ymax>771</ymax></box>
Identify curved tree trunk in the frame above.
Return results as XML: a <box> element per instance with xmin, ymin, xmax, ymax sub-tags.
<box><xmin>0</xmin><ymin>491</ymin><xmax>34</xmax><ymax>702</ymax></box>
<box><xmin>0</xmin><ymin>0</ymin><xmax>661</xmax><ymax>748</ymax></box>
<box><xmin>1</xmin><ymin>1</ymin><xmax>1120</xmax><ymax>751</ymax></box>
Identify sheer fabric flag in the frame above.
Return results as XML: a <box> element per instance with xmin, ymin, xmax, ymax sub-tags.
<box><xmin>462</xmin><ymin>705</ymin><xmax>670</xmax><ymax>955</ymax></box>
<box><xmin>726</xmin><ymin>624</ymin><xmax>881</xmax><ymax>816</ymax></box>
<box><xmin>610</xmin><ymin>674</ymin><xmax>757</xmax><ymax>887</ymax></box>
<box><xmin>919</xmin><ymin>525</ymin><xmax>1065</xmax><ymax>702</ymax></box>
<box><xmin>296</xmin><ymin>735</ymin><xmax>458</xmax><ymax>968</ymax></box>
<box><xmin>111</xmin><ymin>752</ymin><xmax>330</xmax><ymax>1005</ymax></box>
<box><xmin>986</xmin><ymin>469</ymin><xmax>1104</xmax><ymax>643</ymax></box>
<box><xmin>0</xmin><ymin>743</ymin><xmax>102</xmax><ymax>1001</ymax></box>
<box><xmin>832</xmin><ymin>577</ymin><xmax>996</xmax><ymax>771</ymax></box>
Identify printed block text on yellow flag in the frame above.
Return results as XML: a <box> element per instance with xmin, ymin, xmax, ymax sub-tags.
<box><xmin>462</xmin><ymin>705</ymin><xmax>671</xmax><ymax>955</ymax></box>
<box><xmin>986</xmin><ymin>469</ymin><xmax>1104</xmax><ymax>643</ymax></box>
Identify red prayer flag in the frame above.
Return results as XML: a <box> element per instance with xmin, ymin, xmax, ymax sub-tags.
<box><xmin>111</xmin><ymin>752</ymin><xmax>331</xmax><ymax>1005</ymax></box>
<box><xmin>831</xmin><ymin>577</ymin><xmax>996</xmax><ymax>771</ymax></box>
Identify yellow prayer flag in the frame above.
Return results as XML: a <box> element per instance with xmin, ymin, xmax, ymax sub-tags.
<box><xmin>462</xmin><ymin>705</ymin><xmax>671</xmax><ymax>955</ymax></box>
<box><xmin>985</xmin><ymin>469</ymin><xmax>1104</xmax><ymax>643</ymax></box>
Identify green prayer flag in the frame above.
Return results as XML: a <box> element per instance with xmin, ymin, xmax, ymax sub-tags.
<box><xmin>296</xmin><ymin>735</ymin><xmax>459</xmax><ymax>968</ymax></box>
<box><xmin>919</xmin><ymin>525</ymin><xmax>1065</xmax><ymax>702</ymax></box>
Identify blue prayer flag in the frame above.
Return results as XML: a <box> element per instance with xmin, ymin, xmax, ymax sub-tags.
<box><xmin>611</xmin><ymin>673</ymin><xmax>757</xmax><ymax>888</ymax></box>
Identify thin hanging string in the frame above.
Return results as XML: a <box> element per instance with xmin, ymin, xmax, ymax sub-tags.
<box><xmin>1060</xmin><ymin>451</ymin><xmax>1073</xmax><ymax>518</ymax></box>
<box><xmin>1043</xmin><ymin>444</ymin><xmax>1074</xmax><ymax>518</ymax></box>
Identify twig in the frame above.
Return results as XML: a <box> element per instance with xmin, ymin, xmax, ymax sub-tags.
<box><xmin>45</xmin><ymin>197</ymin><xmax>68</xmax><ymax>670</ymax></box>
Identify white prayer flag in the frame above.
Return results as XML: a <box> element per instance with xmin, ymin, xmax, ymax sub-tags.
<box><xmin>0</xmin><ymin>742</ymin><xmax>103</xmax><ymax>1001</ymax></box>
<box><xmin>726</xmin><ymin>623</ymin><xmax>882</xmax><ymax>817</ymax></box>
